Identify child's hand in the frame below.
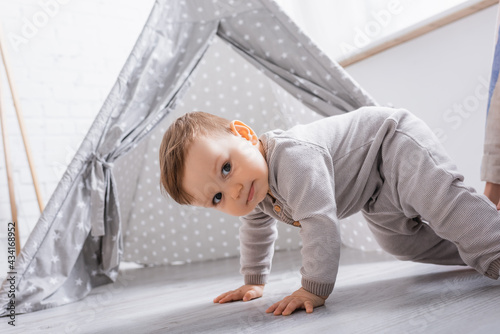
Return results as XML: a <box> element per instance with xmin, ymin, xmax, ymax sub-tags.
<box><xmin>214</xmin><ymin>284</ymin><xmax>265</xmax><ymax>303</ymax></box>
<box><xmin>266</xmin><ymin>287</ymin><xmax>327</xmax><ymax>316</ymax></box>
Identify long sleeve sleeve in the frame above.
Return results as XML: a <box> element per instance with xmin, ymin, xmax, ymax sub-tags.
<box><xmin>239</xmin><ymin>210</ymin><xmax>278</xmax><ymax>285</ymax></box>
<box><xmin>274</xmin><ymin>140</ymin><xmax>341</xmax><ymax>297</ymax></box>
<box><xmin>482</xmin><ymin>4</ymin><xmax>500</xmax><ymax>184</ymax></box>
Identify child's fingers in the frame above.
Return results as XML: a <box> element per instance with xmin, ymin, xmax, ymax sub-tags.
<box><xmin>272</xmin><ymin>299</ymin><xmax>291</xmax><ymax>316</ymax></box>
<box><xmin>215</xmin><ymin>292</ymin><xmax>232</xmax><ymax>303</ymax></box>
<box><xmin>304</xmin><ymin>301</ymin><xmax>314</xmax><ymax>313</ymax></box>
<box><xmin>213</xmin><ymin>291</ymin><xmax>231</xmax><ymax>303</ymax></box>
<box><xmin>282</xmin><ymin>299</ymin><xmax>304</xmax><ymax>316</ymax></box>
<box><xmin>219</xmin><ymin>291</ymin><xmax>245</xmax><ymax>303</ymax></box>
<box><xmin>218</xmin><ymin>294</ymin><xmax>235</xmax><ymax>303</ymax></box>
<box><xmin>243</xmin><ymin>290</ymin><xmax>257</xmax><ymax>301</ymax></box>
<box><xmin>267</xmin><ymin>298</ymin><xmax>316</xmax><ymax>316</ymax></box>
<box><xmin>266</xmin><ymin>300</ymin><xmax>283</xmax><ymax>313</ymax></box>
<box><xmin>266</xmin><ymin>300</ymin><xmax>281</xmax><ymax>313</ymax></box>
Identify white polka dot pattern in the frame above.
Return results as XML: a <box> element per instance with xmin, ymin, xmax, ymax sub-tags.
<box><xmin>114</xmin><ymin>37</ymin><xmax>379</xmax><ymax>266</ymax></box>
<box><xmin>339</xmin><ymin>212</ymin><xmax>381</xmax><ymax>252</ymax></box>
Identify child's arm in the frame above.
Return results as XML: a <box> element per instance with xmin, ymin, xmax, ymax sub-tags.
<box><xmin>213</xmin><ymin>284</ymin><xmax>265</xmax><ymax>303</ymax></box>
<box><xmin>269</xmin><ymin>140</ymin><xmax>341</xmax><ymax>315</ymax></box>
<box><xmin>239</xmin><ymin>211</ymin><xmax>278</xmax><ymax>289</ymax></box>
<box><xmin>266</xmin><ymin>287</ymin><xmax>328</xmax><ymax>316</ymax></box>
<box><xmin>214</xmin><ymin>211</ymin><xmax>277</xmax><ymax>305</ymax></box>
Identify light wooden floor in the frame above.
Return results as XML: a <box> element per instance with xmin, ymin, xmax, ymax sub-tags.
<box><xmin>2</xmin><ymin>247</ymin><xmax>500</xmax><ymax>334</ymax></box>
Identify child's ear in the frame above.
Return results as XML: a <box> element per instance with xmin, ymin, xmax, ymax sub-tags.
<box><xmin>230</xmin><ymin>120</ymin><xmax>258</xmax><ymax>145</ymax></box>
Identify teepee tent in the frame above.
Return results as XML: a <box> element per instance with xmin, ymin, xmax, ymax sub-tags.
<box><xmin>0</xmin><ymin>0</ymin><xmax>377</xmax><ymax>315</ymax></box>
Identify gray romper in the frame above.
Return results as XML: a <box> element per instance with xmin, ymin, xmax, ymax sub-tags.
<box><xmin>239</xmin><ymin>106</ymin><xmax>500</xmax><ymax>297</ymax></box>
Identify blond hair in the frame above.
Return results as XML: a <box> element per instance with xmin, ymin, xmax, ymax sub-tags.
<box><xmin>159</xmin><ymin>112</ymin><xmax>232</xmax><ymax>205</ymax></box>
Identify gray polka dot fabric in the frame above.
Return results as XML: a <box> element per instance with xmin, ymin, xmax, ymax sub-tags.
<box><xmin>115</xmin><ymin>37</ymin><xmax>381</xmax><ymax>267</ymax></box>
<box><xmin>0</xmin><ymin>0</ymin><xmax>377</xmax><ymax>316</ymax></box>
<box><xmin>116</xmin><ymin>38</ymin><xmax>312</xmax><ymax>266</ymax></box>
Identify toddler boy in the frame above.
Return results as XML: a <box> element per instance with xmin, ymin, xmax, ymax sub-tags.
<box><xmin>159</xmin><ymin>107</ymin><xmax>500</xmax><ymax>316</ymax></box>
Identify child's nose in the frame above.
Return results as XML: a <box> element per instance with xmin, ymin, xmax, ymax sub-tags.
<box><xmin>229</xmin><ymin>183</ymin><xmax>243</xmax><ymax>200</ymax></box>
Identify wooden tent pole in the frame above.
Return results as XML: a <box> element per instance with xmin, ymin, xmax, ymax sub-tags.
<box><xmin>0</xmin><ymin>23</ymin><xmax>44</xmax><ymax>213</ymax></box>
<box><xmin>0</xmin><ymin>69</ymin><xmax>21</xmax><ymax>256</ymax></box>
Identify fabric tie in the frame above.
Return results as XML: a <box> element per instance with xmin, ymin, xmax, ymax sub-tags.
<box><xmin>90</xmin><ymin>153</ymin><xmax>114</xmax><ymax>237</ymax></box>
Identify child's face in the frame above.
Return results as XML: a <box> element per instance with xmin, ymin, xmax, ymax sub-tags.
<box><xmin>182</xmin><ymin>132</ymin><xmax>269</xmax><ymax>216</ymax></box>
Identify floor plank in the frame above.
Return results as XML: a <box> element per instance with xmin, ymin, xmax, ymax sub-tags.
<box><xmin>2</xmin><ymin>247</ymin><xmax>500</xmax><ymax>333</ymax></box>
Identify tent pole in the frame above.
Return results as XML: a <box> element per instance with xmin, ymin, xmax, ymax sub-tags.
<box><xmin>0</xmin><ymin>23</ymin><xmax>44</xmax><ymax>213</ymax></box>
<box><xmin>0</xmin><ymin>65</ymin><xmax>20</xmax><ymax>256</ymax></box>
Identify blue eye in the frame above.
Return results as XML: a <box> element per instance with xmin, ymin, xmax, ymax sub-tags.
<box><xmin>213</xmin><ymin>192</ymin><xmax>222</xmax><ymax>205</ymax></box>
<box><xmin>222</xmin><ymin>162</ymin><xmax>231</xmax><ymax>176</ymax></box>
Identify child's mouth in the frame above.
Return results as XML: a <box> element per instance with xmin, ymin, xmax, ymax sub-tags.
<box><xmin>247</xmin><ymin>182</ymin><xmax>255</xmax><ymax>203</ymax></box>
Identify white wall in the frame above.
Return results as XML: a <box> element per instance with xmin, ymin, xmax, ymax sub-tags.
<box><xmin>278</xmin><ymin>1</ymin><xmax>498</xmax><ymax>194</ymax></box>
<box><xmin>345</xmin><ymin>5</ymin><xmax>498</xmax><ymax>193</ymax></box>
<box><xmin>0</xmin><ymin>0</ymin><xmax>155</xmax><ymax>244</ymax></box>
<box><xmin>275</xmin><ymin>0</ymin><xmax>476</xmax><ymax>62</ymax></box>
